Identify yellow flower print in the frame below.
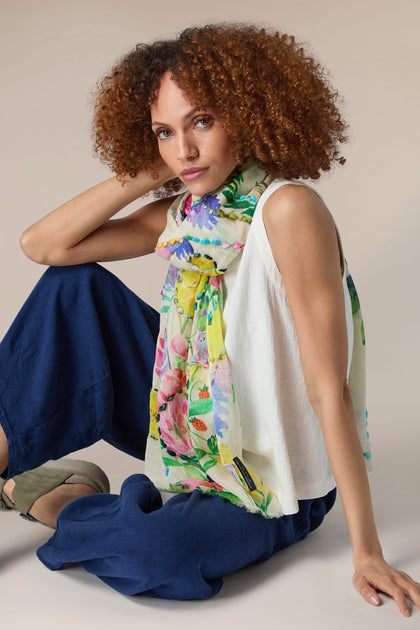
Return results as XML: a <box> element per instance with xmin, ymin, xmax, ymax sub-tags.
<box><xmin>190</xmin><ymin>255</ymin><xmax>218</xmax><ymax>275</ymax></box>
<box><xmin>175</xmin><ymin>270</ymin><xmax>202</xmax><ymax>316</ymax></box>
<box><xmin>219</xmin><ymin>442</ymin><xmax>234</xmax><ymax>465</ymax></box>
<box><xmin>148</xmin><ymin>389</ymin><xmax>160</xmax><ymax>440</ymax></box>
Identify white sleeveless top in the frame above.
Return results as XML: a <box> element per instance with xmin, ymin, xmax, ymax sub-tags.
<box><xmin>221</xmin><ymin>179</ymin><xmax>355</xmax><ymax>514</ymax></box>
<box><xmin>159</xmin><ymin>178</ymin><xmax>371</xmax><ymax>513</ymax></box>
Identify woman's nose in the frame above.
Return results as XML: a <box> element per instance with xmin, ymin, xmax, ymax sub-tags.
<box><xmin>177</xmin><ymin>133</ymin><xmax>198</xmax><ymax>161</ymax></box>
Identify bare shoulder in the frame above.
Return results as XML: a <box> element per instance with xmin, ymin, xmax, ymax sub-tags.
<box><xmin>262</xmin><ymin>183</ymin><xmax>343</xmax><ymax>277</ymax></box>
<box><xmin>263</xmin><ymin>183</ymin><xmax>334</xmax><ymax>234</ymax></box>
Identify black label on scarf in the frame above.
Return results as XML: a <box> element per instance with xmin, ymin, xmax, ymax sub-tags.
<box><xmin>233</xmin><ymin>457</ymin><xmax>256</xmax><ymax>492</ymax></box>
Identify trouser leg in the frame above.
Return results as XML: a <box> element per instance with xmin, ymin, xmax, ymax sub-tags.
<box><xmin>37</xmin><ymin>473</ymin><xmax>337</xmax><ymax>600</ymax></box>
<box><xmin>1</xmin><ymin>262</ymin><xmax>338</xmax><ymax>601</ymax></box>
<box><xmin>0</xmin><ymin>263</ymin><xmax>159</xmax><ymax>478</ymax></box>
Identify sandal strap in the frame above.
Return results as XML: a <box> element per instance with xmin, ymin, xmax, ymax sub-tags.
<box><xmin>42</xmin><ymin>459</ymin><xmax>110</xmax><ymax>494</ymax></box>
<box><xmin>11</xmin><ymin>467</ymin><xmax>73</xmax><ymax>516</ymax></box>
<box><xmin>0</xmin><ymin>477</ymin><xmax>15</xmax><ymax>509</ymax></box>
<box><xmin>1</xmin><ymin>459</ymin><xmax>110</xmax><ymax>520</ymax></box>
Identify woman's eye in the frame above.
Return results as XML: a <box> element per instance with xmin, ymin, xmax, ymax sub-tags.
<box><xmin>195</xmin><ymin>116</ymin><xmax>211</xmax><ymax>128</ymax></box>
<box><xmin>156</xmin><ymin>129</ymin><xmax>171</xmax><ymax>140</ymax></box>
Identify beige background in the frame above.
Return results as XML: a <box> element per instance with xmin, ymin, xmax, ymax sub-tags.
<box><xmin>1</xmin><ymin>1</ymin><xmax>420</xmax><ymax>628</ymax></box>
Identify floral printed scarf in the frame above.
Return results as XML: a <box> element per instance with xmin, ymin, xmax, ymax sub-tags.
<box><xmin>144</xmin><ymin>160</ymin><xmax>284</xmax><ymax>517</ymax></box>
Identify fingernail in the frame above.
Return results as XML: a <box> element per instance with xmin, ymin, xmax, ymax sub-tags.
<box><xmin>370</xmin><ymin>595</ymin><xmax>379</xmax><ymax>605</ymax></box>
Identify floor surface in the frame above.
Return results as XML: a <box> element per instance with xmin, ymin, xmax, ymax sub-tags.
<box><xmin>1</xmin><ymin>438</ymin><xmax>419</xmax><ymax>630</ymax></box>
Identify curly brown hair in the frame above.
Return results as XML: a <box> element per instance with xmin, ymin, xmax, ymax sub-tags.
<box><xmin>91</xmin><ymin>22</ymin><xmax>348</xmax><ymax>191</ymax></box>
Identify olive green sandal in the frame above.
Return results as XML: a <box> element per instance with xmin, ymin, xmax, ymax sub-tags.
<box><xmin>0</xmin><ymin>458</ymin><xmax>110</xmax><ymax>521</ymax></box>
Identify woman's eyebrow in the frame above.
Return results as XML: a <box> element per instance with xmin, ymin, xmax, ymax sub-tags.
<box><xmin>151</xmin><ymin>107</ymin><xmax>204</xmax><ymax>127</ymax></box>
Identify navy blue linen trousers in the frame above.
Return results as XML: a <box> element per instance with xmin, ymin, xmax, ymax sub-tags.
<box><xmin>0</xmin><ymin>263</ymin><xmax>336</xmax><ymax>600</ymax></box>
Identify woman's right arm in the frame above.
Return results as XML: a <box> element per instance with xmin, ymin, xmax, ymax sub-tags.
<box><xmin>20</xmin><ymin>163</ymin><xmax>176</xmax><ymax>266</ymax></box>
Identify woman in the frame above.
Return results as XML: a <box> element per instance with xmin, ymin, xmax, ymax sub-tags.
<box><xmin>1</xmin><ymin>23</ymin><xmax>419</xmax><ymax>613</ymax></box>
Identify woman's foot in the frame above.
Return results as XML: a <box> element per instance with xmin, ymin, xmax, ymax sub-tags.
<box><xmin>0</xmin><ymin>424</ymin><xmax>9</xmax><ymax>476</ymax></box>
<box><xmin>0</xmin><ymin>459</ymin><xmax>110</xmax><ymax>529</ymax></box>
<box><xmin>2</xmin><ymin>478</ymin><xmax>96</xmax><ymax>528</ymax></box>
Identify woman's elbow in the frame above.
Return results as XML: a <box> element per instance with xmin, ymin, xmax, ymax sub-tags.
<box><xmin>20</xmin><ymin>229</ymin><xmax>52</xmax><ymax>265</ymax></box>
<box><xmin>307</xmin><ymin>378</ymin><xmax>350</xmax><ymax>415</ymax></box>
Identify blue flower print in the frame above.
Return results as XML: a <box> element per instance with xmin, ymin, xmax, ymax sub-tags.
<box><xmin>186</xmin><ymin>195</ymin><xmax>220</xmax><ymax>230</ymax></box>
<box><xmin>211</xmin><ymin>378</ymin><xmax>229</xmax><ymax>438</ymax></box>
<box><xmin>175</xmin><ymin>239</ymin><xmax>195</xmax><ymax>260</ymax></box>
<box><xmin>202</xmin><ymin>194</ymin><xmax>221</xmax><ymax>211</ymax></box>
<box><xmin>213</xmin><ymin>411</ymin><xmax>229</xmax><ymax>438</ymax></box>
<box><xmin>165</xmin><ymin>239</ymin><xmax>194</xmax><ymax>260</ymax></box>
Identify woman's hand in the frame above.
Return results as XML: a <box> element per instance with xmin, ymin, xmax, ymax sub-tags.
<box><xmin>121</xmin><ymin>158</ymin><xmax>176</xmax><ymax>194</ymax></box>
<box><xmin>353</xmin><ymin>553</ymin><xmax>420</xmax><ymax>617</ymax></box>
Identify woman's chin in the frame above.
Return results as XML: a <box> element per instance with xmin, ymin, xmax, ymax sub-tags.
<box><xmin>185</xmin><ymin>183</ymin><xmax>213</xmax><ymax>197</ymax></box>
<box><xmin>185</xmin><ymin>178</ymin><xmax>222</xmax><ymax>197</ymax></box>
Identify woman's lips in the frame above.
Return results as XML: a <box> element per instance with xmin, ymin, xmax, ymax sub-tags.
<box><xmin>181</xmin><ymin>167</ymin><xmax>209</xmax><ymax>181</ymax></box>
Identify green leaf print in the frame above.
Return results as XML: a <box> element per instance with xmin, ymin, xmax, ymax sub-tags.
<box><xmin>263</xmin><ymin>491</ymin><xmax>273</xmax><ymax>511</ymax></box>
<box><xmin>162</xmin><ymin>459</ymin><xmax>205</xmax><ymax>478</ymax></box>
<box><xmin>222</xmin><ymin>189</ymin><xmax>236</xmax><ymax>205</ymax></box>
<box><xmin>346</xmin><ymin>273</ymin><xmax>361</xmax><ymax>315</ymax></box>
<box><xmin>241</xmin><ymin>205</ymin><xmax>257</xmax><ymax>217</ymax></box>
<box><xmin>193</xmin><ymin>448</ymin><xmax>207</xmax><ymax>460</ymax></box>
<box><xmin>230</xmin><ymin>199</ymin><xmax>254</xmax><ymax>211</ymax></box>
<box><xmin>189</xmin><ymin>397</ymin><xmax>213</xmax><ymax>416</ymax></box>
<box><xmin>202</xmin><ymin>458</ymin><xmax>217</xmax><ymax>472</ymax></box>
<box><xmin>207</xmin><ymin>435</ymin><xmax>219</xmax><ymax>454</ymax></box>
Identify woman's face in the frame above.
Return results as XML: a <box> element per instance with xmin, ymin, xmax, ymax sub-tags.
<box><xmin>150</xmin><ymin>72</ymin><xmax>238</xmax><ymax>196</ymax></box>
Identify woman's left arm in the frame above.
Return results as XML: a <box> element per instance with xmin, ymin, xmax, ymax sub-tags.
<box><xmin>263</xmin><ymin>184</ymin><xmax>420</xmax><ymax>617</ymax></box>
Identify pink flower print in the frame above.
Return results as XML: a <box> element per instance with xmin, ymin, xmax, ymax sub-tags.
<box><xmin>154</xmin><ymin>336</ymin><xmax>165</xmax><ymax>377</ymax></box>
<box><xmin>179</xmin><ymin>478</ymin><xmax>224</xmax><ymax>492</ymax></box>
<box><xmin>183</xmin><ymin>194</ymin><xmax>192</xmax><ymax>218</ymax></box>
<box><xmin>160</xmin><ymin>247</ymin><xmax>172</xmax><ymax>260</ymax></box>
<box><xmin>157</xmin><ymin>368</ymin><xmax>183</xmax><ymax>408</ymax></box>
<box><xmin>162</xmin><ymin>368</ymin><xmax>183</xmax><ymax>396</ymax></box>
<box><xmin>209</xmin><ymin>276</ymin><xmax>220</xmax><ymax>289</ymax></box>
<box><xmin>159</xmin><ymin>392</ymin><xmax>194</xmax><ymax>456</ymax></box>
<box><xmin>169</xmin><ymin>334</ymin><xmax>189</xmax><ymax>358</ymax></box>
